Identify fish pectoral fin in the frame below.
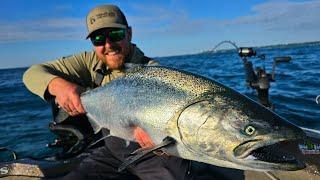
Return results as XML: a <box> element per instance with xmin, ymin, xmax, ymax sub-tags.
<box><xmin>118</xmin><ymin>136</ymin><xmax>176</xmax><ymax>172</ymax></box>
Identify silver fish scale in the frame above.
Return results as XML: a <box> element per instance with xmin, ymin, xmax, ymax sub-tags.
<box><xmin>81</xmin><ymin>66</ymin><xmax>221</xmax><ymax>143</ymax></box>
<box><xmin>125</xmin><ymin>66</ymin><xmax>225</xmax><ymax>97</ymax></box>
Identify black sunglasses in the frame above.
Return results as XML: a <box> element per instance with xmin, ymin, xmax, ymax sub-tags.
<box><xmin>90</xmin><ymin>29</ymin><xmax>126</xmax><ymax>46</ymax></box>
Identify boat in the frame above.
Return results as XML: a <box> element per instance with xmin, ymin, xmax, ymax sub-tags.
<box><xmin>1</xmin><ymin>128</ymin><xmax>319</xmax><ymax>180</ymax></box>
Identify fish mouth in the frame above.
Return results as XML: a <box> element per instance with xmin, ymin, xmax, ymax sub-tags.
<box><xmin>233</xmin><ymin>139</ymin><xmax>305</xmax><ymax>170</ymax></box>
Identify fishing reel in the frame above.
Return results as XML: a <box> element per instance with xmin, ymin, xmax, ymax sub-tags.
<box><xmin>210</xmin><ymin>41</ymin><xmax>292</xmax><ymax>110</ymax></box>
<box><xmin>239</xmin><ymin>47</ymin><xmax>291</xmax><ymax>110</ymax></box>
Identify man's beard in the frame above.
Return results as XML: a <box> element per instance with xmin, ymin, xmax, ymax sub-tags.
<box><xmin>105</xmin><ymin>53</ymin><xmax>125</xmax><ymax>70</ymax></box>
<box><xmin>102</xmin><ymin>45</ymin><xmax>126</xmax><ymax>70</ymax></box>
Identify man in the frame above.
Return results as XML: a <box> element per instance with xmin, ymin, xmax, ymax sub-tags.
<box><xmin>23</xmin><ymin>4</ymin><xmax>191</xmax><ymax>180</ymax></box>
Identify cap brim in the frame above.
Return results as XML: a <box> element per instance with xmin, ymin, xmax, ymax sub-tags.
<box><xmin>86</xmin><ymin>23</ymin><xmax>127</xmax><ymax>39</ymax></box>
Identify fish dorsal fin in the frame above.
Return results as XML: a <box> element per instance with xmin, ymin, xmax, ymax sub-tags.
<box><xmin>124</xmin><ymin>63</ymin><xmax>142</xmax><ymax>69</ymax></box>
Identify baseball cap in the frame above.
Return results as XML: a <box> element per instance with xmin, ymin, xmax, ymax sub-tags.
<box><xmin>86</xmin><ymin>5</ymin><xmax>128</xmax><ymax>39</ymax></box>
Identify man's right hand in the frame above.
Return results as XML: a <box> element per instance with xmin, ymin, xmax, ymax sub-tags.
<box><xmin>48</xmin><ymin>77</ymin><xmax>86</xmax><ymax>116</ymax></box>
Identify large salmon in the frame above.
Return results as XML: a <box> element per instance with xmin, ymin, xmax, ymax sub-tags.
<box><xmin>81</xmin><ymin>65</ymin><xmax>305</xmax><ymax>171</ymax></box>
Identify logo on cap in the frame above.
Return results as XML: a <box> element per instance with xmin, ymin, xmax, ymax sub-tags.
<box><xmin>96</xmin><ymin>11</ymin><xmax>116</xmax><ymax>19</ymax></box>
<box><xmin>90</xmin><ymin>17</ymin><xmax>96</xmax><ymax>25</ymax></box>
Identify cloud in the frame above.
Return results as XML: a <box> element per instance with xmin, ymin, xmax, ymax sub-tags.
<box><xmin>128</xmin><ymin>0</ymin><xmax>320</xmax><ymax>41</ymax></box>
<box><xmin>226</xmin><ymin>0</ymin><xmax>320</xmax><ymax>31</ymax></box>
<box><xmin>0</xmin><ymin>18</ymin><xmax>86</xmax><ymax>42</ymax></box>
<box><xmin>127</xmin><ymin>3</ymin><xmax>222</xmax><ymax>38</ymax></box>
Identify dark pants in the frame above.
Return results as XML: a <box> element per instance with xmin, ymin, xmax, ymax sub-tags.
<box><xmin>63</xmin><ymin>140</ymin><xmax>191</xmax><ymax>180</ymax></box>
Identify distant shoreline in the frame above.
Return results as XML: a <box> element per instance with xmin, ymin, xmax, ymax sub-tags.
<box><xmin>199</xmin><ymin>40</ymin><xmax>320</xmax><ymax>55</ymax></box>
<box><xmin>256</xmin><ymin>40</ymin><xmax>320</xmax><ymax>49</ymax></box>
<box><xmin>154</xmin><ymin>40</ymin><xmax>320</xmax><ymax>59</ymax></box>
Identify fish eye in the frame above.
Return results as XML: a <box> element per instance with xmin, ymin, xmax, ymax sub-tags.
<box><xmin>245</xmin><ymin>125</ymin><xmax>255</xmax><ymax>136</ymax></box>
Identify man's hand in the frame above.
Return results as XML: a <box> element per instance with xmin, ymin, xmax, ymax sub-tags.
<box><xmin>48</xmin><ymin>77</ymin><xmax>85</xmax><ymax>116</ymax></box>
<box><xmin>133</xmin><ymin>126</ymin><xmax>155</xmax><ymax>148</ymax></box>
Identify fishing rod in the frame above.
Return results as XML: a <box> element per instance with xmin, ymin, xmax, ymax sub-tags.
<box><xmin>211</xmin><ymin>41</ymin><xmax>291</xmax><ymax>110</ymax></box>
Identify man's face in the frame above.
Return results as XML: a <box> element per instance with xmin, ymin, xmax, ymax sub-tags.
<box><xmin>91</xmin><ymin>28</ymin><xmax>132</xmax><ymax>70</ymax></box>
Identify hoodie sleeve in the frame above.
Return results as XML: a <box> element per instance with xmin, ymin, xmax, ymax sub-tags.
<box><xmin>23</xmin><ymin>51</ymin><xmax>97</xmax><ymax>100</ymax></box>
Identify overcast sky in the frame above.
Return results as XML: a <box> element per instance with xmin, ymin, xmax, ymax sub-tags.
<box><xmin>0</xmin><ymin>0</ymin><xmax>319</xmax><ymax>69</ymax></box>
